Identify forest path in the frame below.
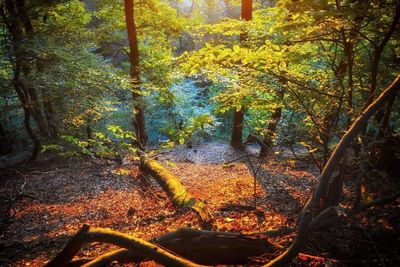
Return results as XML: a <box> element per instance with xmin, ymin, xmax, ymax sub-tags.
<box><xmin>0</xmin><ymin>143</ymin><xmax>317</xmax><ymax>266</ymax></box>
<box><xmin>155</xmin><ymin>141</ymin><xmax>268</xmax><ymax>164</ymax></box>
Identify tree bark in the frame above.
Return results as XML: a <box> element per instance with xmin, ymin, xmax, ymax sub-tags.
<box><xmin>140</xmin><ymin>157</ymin><xmax>212</xmax><ymax>224</ymax></box>
<box><xmin>3</xmin><ymin>0</ymin><xmax>40</xmax><ymax>160</ymax></box>
<box><xmin>241</xmin><ymin>0</ymin><xmax>252</xmax><ymax>20</ymax></box>
<box><xmin>124</xmin><ymin>0</ymin><xmax>148</xmax><ymax>149</ymax></box>
<box><xmin>230</xmin><ymin>0</ymin><xmax>252</xmax><ymax>149</ymax></box>
<box><xmin>363</xmin><ymin>1</ymin><xmax>400</xmax><ymax>109</ymax></box>
<box><xmin>230</xmin><ymin>108</ymin><xmax>245</xmax><ymax>149</ymax></box>
<box><xmin>260</xmin><ymin>87</ymin><xmax>285</xmax><ymax>155</ymax></box>
<box><xmin>380</xmin><ymin>91</ymin><xmax>397</xmax><ymax>136</ymax></box>
<box><xmin>26</xmin><ymin>86</ymin><xmax>50</xmax><ymax>137</ymax></box>
<box><xmin>15</xmin><ymin>0</ymin><xmax>50</xmax><ymax>138</ymax></box>
<box><xmin>41</xmin><ymin>87</ymin><xmax>57</xmax><ymax>137</ymax></box>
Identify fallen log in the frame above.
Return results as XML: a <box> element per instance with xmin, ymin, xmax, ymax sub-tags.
<box><xmin>153</xmin><ymin>227</ymin><xmax>278</xmax><ymax>265</ymax></box>
<box><xmin>80</xmin><ymin>227</ymin><xmax>292</xmax><ymax>266</ymax></box>
<box><xmin>47</xmin><ymin>225</ymin><xmax>281</xmax><ymax>267</ymax></box>
<box><xmin>45</xmin><ymin>225</ymin><xmax>206</xmax><ymax>267</ymax></box>
<box><xmin>140</xmin><ymin>157</ymin><xmax>212</xmax><ymax>223</ymax></box>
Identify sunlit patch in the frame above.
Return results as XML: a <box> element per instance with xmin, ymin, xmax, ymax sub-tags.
<box><xmin>112</xmin><ymin>167</ymin><xmax>131</xmax><ymax>176</ymax></box>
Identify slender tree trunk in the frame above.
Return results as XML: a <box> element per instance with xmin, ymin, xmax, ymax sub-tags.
<box><xmin>15</xmin><ymin>0</ymin><xmax>32</xmax><ymax>32</ymax></box>
<box><xmin>205</xmin><ymin>0</ymin><xmax>216</xmax><ymax>23</ymax></box>
<box><xmin>124</xmin><ymin>0</ymin><xmax>148</xmax><ymax>149</ymax></box>
<box><xmin>344</xmin><ymin>40</ymin><xmax>354</xmax><ymax>127</ymax></box>
<box><xmin>223</xmin><ymin>0</ymin><xmax>234</xmax><ymax>18</ymax></box>
<box><xmin>230</xmin><ymin>0</ymin><xmax>252</xmax><ymax>149</ymax></box>
<box><xmin>260</xmin><ymin>87</ymin><xmax>285</xmax><ymax>155</ymax></box>
<box><xmin>14</xmin><ymin>63</ymin><xmax>40</xmax><ymax>160</ymax></box>
<box><xmin>15</xmin><ymin>0</ymin><xmax>50</xmax><ymax>138</ymax></box>
<box><xmin>230</xmin><ymin>108</ymin><xmax>245</xmax><ymax>149</ymax></box>
<box><xmin>41</xmin><ymin>88</ymin><xmax>57</xmax><ymax>137</ymax></box>
<box><xmin>380</xmin><ymin>92</ymin><xmax>397</xmax><ymax>136</ymax></box>
<box><xmin>4</xmin><ymin>0</ymin><xmax>40</xmax><ymax>160</ymax></box>
<box><xmin>0</xmin><ymin>122</ymin><xmax>8</xmax><ymax>154</ymax></box>
<box><xmin>26</xmin><ymin>86</ymin><xmax>49</xmax><ymax>137</ymax></box>
<box><xmin>37</xmin><ymin>49</ymin><xmax>57</xmax><ymax>137</ymax></box>
<box><xmin>364</xmin><ymin>1</ymin><xmax>400</xmax><ymax>109</ymax></box>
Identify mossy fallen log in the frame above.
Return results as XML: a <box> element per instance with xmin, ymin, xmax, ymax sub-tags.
<box><xmin>140</xmin><ymin>157</ymin><xmax>212</xmax><ymax>223</ymax></box>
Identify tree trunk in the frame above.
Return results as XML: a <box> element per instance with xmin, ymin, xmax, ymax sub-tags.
<box><xmin>36</xmin><ymin>58</ymin><xmax>57</xmax><ymax>138</ymax></box>
<box><xmin>230</xmin><ymin>108</ymin><xmax>245</xmax><ymax>149</ymax></box>
<box><xmin>223</xmin><ymin>0</ymin><xmax>235</xmax><ymax>18</ymax></box>
<box><xmin>363</xmin><ymin>1</ymin><xmax>400</xmax><ymax>109</ymax></box>
<box><xmin>15</xmin><ymin>0</ymin><xmax>51</xmax><ymax>138</ymax></box>
<box><xmin>26</xmin><ymin>86</ymin><xmax>50</xmax><ymax>137</ymax></box>
<box><xmin>4</xmin><ymin>0</ymin><xmax>40</xmax><ymax>160</ymax></box>
<box><xmin>260</xmin><ymin>86</ymin><xmax>285</xmax><ymax>155</ymax></box>
<box><xmin>124</xmin><ymin>0</ymin><xmax>148</xmax><ymax>149</ymax></box>
<box><xmin>230</xmin><ymin>0</ymin><xmax>252</xmax><ymax>149</ymax></box>
<box><xmin>380</xmin><ymin>92</ymin><xmax>397</xmax><ymax>136</ymax></box>
<box><xmin>344</xmin><ymin>39</ymin><xmax>354</xmax><ymax>127</ymax></box>
<box><xmin>15</xmin><ymin>67</ymin><xmax>40</xmax><ymax>160</ymax></box>
<box><xmin>241</xmin><ymin>0</ymin><xmax>252</xmax><ymax>20</ymax></box>
<box><xmin>41</xmin><ymin>87</ymin><xmax>58</xmax><ymax>137</ymax></box>
<box><xmin>0</xmin><ymin>122</ymin><xmax>9</xmax><ymax>155</ymax></box>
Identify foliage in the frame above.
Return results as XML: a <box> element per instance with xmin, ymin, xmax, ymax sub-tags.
<box><xmin>42</xmin><ymin>125</ymin><xmax>138</xmax><ymax>160</ymax></box>
<box><xmin>1</xmin><ymin>0</ymin><xmax>399</xmax><ymax>165</ymax></box>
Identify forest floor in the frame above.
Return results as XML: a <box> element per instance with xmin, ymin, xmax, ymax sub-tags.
<box><xmin>0</xmin><ymin>142</ymin><xmax>399</xmax><ymax>266</ymax></box>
